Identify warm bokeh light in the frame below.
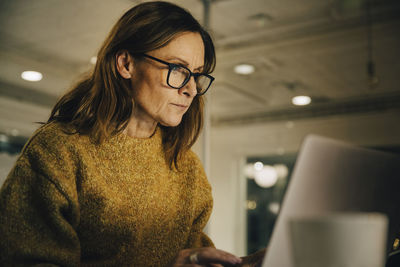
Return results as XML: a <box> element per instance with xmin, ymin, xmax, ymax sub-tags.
<box><xmin>234</xmin><ymin>64</ymin><xmax>255</xmax><ymax>75</ymax></box>
<box><xmin>254</xmin><ymin>161</ymin><xmax>264</xmax><ymax>171</ymax></box>
<box><xmin>254</xmin><ymin>165</ymin><xmax>278</xmax><ymax>188</ymax></box>
<box><xmin>90</xmin><ymin>56</ymin><xmax>97</xmax><ymax>65</ymax></box>
<box><xmin>268</xmin><ymin>202</ymin><xmax>280</xmax><ymax>214</ymax></box>
<box><xmin>246</xmin><ymin>200</ymin><xmax>257</xmax><ymax>210</ymax></box>
<box><xmin>292</xmin><ymin>95</ymin><xmax>311</xmax><ymax>106</ymax></box>
<box><xmin>21</xmin><ymin>71</ymin><xmax>43</xmax><ymax>82</ymax></box>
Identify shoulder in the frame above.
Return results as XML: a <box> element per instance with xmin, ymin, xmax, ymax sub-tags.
<box><xmin>22</xmin><ymin>122</ymin><xmax>87</xmax><ymax>155</ymax></box>
<box><xmin>18</xmin><ymin>122</ymin><xmax>91</xmax><ymax>169</ymax></box>
<box><xmin>180</xmin><ymin>150</ymin><xmax>204</xmax><ymax>174</ymax></box>
<box><xmin>6</xmin><ymin>123</ymin><xmax>82</xmax><ymax>208</ymax></box>
<box><xmin>179</xmin><ymin>150</ymin><xmax>211</xmax><ymax>188</ymax></box>
<box><xmin>183</xmin><ymin>149</ymin><xmax>203</xmax><ymax>167</ymax></box>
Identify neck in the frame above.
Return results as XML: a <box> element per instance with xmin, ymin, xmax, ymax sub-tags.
<box><xmin>123</xmin><ymin>117</ymin><xmax>157</xmax><ymax>138</ymax></box>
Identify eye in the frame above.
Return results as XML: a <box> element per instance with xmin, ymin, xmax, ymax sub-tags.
<box><xmin>170</xmin><ymin>64</ymin><xmax>183</xmax><ymax>71</ymax></box>
<box><xmin>171</xmin><ymin>65</ymin><xmax>189</xmax><ymax>76</ymax></box>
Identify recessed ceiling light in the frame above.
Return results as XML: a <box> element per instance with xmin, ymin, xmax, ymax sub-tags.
<box><xmin>90</xmin><ymin>56</ymin><xmax>97</xmax><ymax>65</ymax></box>
<box><xmin>292</xmin><ymin>95</ymin><xmax>311</xmax><ymax>106</ymax></box>
<box><xmin>21</xmin><ymin>71</ymin><xmax>43</xmax><ymax>82</ymax></box>
<box><xmin>234</xmin><ymin>64</ymin><xmax>255</xmax><ymax>75</ymax></box>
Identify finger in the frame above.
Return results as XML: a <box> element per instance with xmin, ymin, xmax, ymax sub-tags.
<box><xmin>196</xmin><ymin>248</ymin><xmax>242</xmax><ymax>266</ymax></box>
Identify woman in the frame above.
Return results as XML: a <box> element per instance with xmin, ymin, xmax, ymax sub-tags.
<box><xmin>0</xmin><ymin>1</ymin><xmax>262</xmax><ymax>266</ymax></box>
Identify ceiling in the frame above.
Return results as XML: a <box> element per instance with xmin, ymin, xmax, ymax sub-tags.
<box><xmin>0</xmin><ymin>0</ymin><xmax>400</xmax><ymax>140</ymax></box>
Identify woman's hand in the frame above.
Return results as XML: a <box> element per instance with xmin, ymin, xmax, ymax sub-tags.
<box><xmin>172</xmin><ymin>247</ymin><xmax>242</xmax><ymax>267</ymax></box>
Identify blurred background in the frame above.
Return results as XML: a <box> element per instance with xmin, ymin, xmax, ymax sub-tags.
<box><xmin>1</xmin><ymin>0</ymin><xmax>399</xmax><ymax>256</ymax></box>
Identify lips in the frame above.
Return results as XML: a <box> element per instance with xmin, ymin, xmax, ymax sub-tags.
<box><xmin>171</xmin><ymin>103</ymin><xmax>189</xmax><ymax>108</ymax></box>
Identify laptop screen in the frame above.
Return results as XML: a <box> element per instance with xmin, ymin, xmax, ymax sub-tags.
<box><xmin>262</xmin><ymin>135</ymin><xmax>400</xmax><ymax>267</ymax></box>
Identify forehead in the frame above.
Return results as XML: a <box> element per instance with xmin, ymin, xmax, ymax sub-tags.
<box><xmin>151</xmin><ymin>32</ymin><xmax>205</xmax><ymax>67</ymax></box>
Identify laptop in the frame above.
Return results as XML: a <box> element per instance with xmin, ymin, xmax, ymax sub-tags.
<box><xmin>262</xmin><ymin>134</ymin><xmax>400</xmax><ymax>267</ymax></box>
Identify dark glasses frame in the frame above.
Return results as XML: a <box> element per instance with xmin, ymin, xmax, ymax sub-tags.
<box><xmin>141</xmin><ymin>53</ymin><xmax>215</xmax><ymax>95</ymax></box>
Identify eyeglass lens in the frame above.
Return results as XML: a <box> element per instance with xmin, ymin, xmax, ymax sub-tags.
<box><xmin>168</xmin><ymin>66</ymin><xmax>211</xmax><ymax>94</ymax></box>
<box><xmin>196</xmin><ymin>75</ymin><xmax>211</xmax><ymax>93</ymax></box>
<box><xmin>169</xmin><ymin>67</ymin><xmax>188</xmax><ymax>88</ymax></box>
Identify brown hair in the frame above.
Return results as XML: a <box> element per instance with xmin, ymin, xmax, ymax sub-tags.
<box><xmin>48</xmin><ymin>1</ymin><xmax>216</xmax><ymax>168</ymax></box>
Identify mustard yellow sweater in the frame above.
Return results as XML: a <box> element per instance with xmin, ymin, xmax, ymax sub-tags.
<box><xmin>0</xmin><ymin>122</ymin><xmax>214</xmax><ymax>266</ymax></box>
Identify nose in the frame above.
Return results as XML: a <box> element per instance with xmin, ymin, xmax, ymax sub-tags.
<box><xmin>179</xmin><ymin>76</ymin><xmax>197</xmax><ymax>97</ymax></box>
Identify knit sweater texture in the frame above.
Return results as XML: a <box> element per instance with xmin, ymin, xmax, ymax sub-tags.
<box><xmin>0</xmin><ymin>122</ymin><xmax>214</xmax><ymax>266</ymax></box>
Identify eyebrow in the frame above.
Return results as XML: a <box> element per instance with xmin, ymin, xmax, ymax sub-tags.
<box><xmin>166</xmin><ymin>56</ymin><xmax>204</xmax><ymax>72</ymax></box>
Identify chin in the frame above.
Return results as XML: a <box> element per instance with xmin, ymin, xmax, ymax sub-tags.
<box><xmin>158</xmin><ymin>117</ymin><xmax>183</xmax><ymax>127</ymax></box>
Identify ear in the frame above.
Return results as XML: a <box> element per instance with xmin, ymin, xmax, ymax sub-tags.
<box><xmin>116</xmin><ymin>50</ymin><xmax>134</xmax><ymax>79</ymax></box>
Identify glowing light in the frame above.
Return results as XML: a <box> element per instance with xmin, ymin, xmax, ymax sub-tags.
<box><xmin>244</xmin><ymin>164</ymin><xmax>255</xmax><ymax>179</ymax></box>
<box><xmin>254</xmin><ymin>165</ymin><xmax>278</xmax><ymax>188</ymax></box>
<box><xmin>234</xmin><ymin>64</ymin><xmax>255</xmax><ymax>75</ymax></box>
<box><xmin>292</xmin><ymin>95</ymin><xmax>311</xmax><ymax>106</ymax></box>
<box><xmin>90</xmin><ymin>56</ymin><xmax>97</xmax><ymax>65</ymax></box>
<box><xmin>246</xmin><ymin>163</ymin><xmax>288</xmax><ymax>183</ymax></box>
<box><xmin>274</xmin><ymin>164</ymin><xmax>289</xmax><ymax>179</ymax></box>
<box><xmin>247</xmin><ymin>200</ymin><xmax>257</xmax><ymax>210</ymax></box>
<box><xmin>21</xmin><ymin>71</ymin><xmax>43</xmax><ymax>82</ymax></box>
<box><xmin>269</xmin><ymin>202</ymin><xmax>280</xmax><ymax>214</ymax></box>
<box><xmin>254</xmin><ymin>161</ymin><xmax>264</xmax><ymax>171</ymax></box>
<box><xmin>10</xmin><ymin>129</ymin><xmax>19</xmax><ymax>136</ymax></box>
<box><xmin>0</xmin><ymin>134</ymin><xmax>8</xmax><ymax>143</ymax></box>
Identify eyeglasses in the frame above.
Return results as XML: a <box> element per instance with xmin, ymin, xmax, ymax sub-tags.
<box><xmin>141</xmin><ymin>54</ymin><xmax>214</xmax><ymax>95</ymax></box>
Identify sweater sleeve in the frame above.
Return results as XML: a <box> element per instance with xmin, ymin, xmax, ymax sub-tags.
<box><xmin>184</xmin><ymin>151</ymin><xmax>215</xmax><ymax>249</ymax></box>
<box><xmin>0</xmin><ymin>126</ymin><xmax>81</xmax><ymax>266</ymax></box>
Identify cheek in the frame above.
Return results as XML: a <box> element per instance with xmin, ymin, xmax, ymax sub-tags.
<box><xmin>131</xmin><ymin>71</ymin><xmax>158</xmax><ymax>103</ymax></box>
<box><xmin>133</xmin><ymin>82</ymin><xmax>171</xmax><ymax>117</ymax></box>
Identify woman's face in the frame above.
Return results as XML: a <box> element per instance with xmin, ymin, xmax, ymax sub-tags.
<box><xmin>130</xmin><ymin>32</ymin><xmax>205</xmax><ymax>127</ymax></box>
